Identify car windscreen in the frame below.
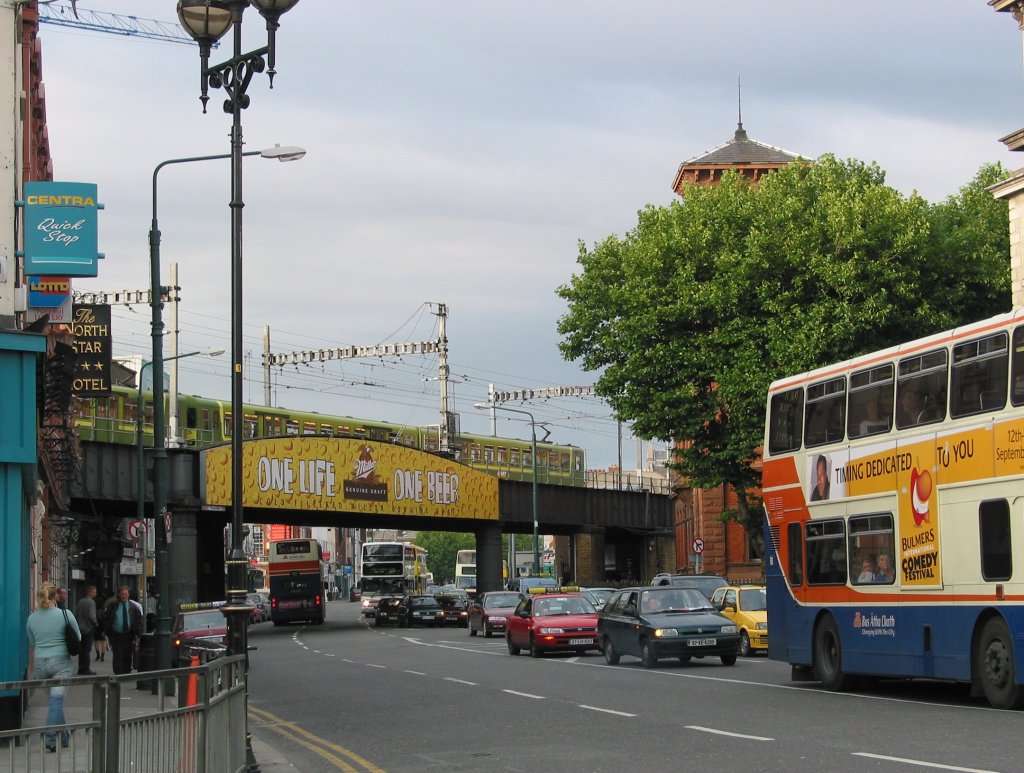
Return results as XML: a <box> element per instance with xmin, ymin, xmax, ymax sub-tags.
<box><xmin>739</xmin><ymin>588</ymin><xmax>767</xmax><ymax>611</ymax></box>
<box><xmin>534</xmin><ymin>597</ymin><xmax>596</xmax><ymax>616</ymax></box>
<box><xmin>640</xmin><ymin>588</ymin><xmax>714</xmax><ymax>613</ymax></box>
<box><xmin>485</xmin><ymin>593</ymin><xmax>521</xmax><ymax>608</ymax></box>
<box><xmin>181</xmin><ymin>611</ymin><xmax>225</xmax><ymax>631</ymax></box>
<box><xmin>410</xmin><ymin>597</ymin><xmax>438</xmax><ymax>608</ymax></box>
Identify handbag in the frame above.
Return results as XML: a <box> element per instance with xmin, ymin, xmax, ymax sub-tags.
<box><xmin>62</xmin><ymin>609</ymin><xmax>81</xmax><ymax>656</ymax></box>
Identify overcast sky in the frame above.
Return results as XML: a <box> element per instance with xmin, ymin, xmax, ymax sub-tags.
<box><xmin>35</xmin><ymin>0</ymin><xmax>1024</xmax><ymax>470</ymax></box>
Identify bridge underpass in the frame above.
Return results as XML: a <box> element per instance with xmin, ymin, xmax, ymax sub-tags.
<box><xmin>72</xmin><ymin>438</ymin><xmax>675</xmax><ymax>611</ymax></box>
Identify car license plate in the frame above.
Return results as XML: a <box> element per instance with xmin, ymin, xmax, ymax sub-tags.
<box><xmin>688</xmin><ymin>638</ymin><xmax>717</xmax><ymax>647</ymax></box>
<box><xmin>568</xmin><ymin>638</ymin><xmax>593</xmax><ymax>646</ymax></box>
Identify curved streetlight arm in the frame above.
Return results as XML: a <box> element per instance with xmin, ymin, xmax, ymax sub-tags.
<box><xmin>474</xmin><ymin>403</ymin><xmax>541</xmax><ymax>575</ymax></box>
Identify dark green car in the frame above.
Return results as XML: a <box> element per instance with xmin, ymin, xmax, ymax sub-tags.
<box><xmin>598</xmin><ymin>586</ymin><xmax>740</xmax><ymax>668</ymax></box>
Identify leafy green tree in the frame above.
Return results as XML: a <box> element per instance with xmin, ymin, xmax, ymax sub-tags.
<box><xmin>416</xmin><ymin>531</ymin><xmax>474</xmax><ymax>584</ymax></box>
<box><xmin>557</xmin><ymin>156</ymin><xmax>1010</xmax><ymax>537</ymax></box>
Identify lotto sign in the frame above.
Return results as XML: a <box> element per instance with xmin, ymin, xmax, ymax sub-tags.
<box><xmin>27</xmin><ymin>276</ymin><xmax>71</xmax><ymax>308</ymax></box>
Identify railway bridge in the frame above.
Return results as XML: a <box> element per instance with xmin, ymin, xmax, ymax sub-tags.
<box><xmin>71</xmin><ymin>437</ymin><xmax>675</xmax><ymax>609</ymax></box>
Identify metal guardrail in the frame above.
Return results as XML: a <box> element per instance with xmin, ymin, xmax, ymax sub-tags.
<box><xmin>0</xmin><ymin>654</ymin><xmax>246</xmax><ymax>773</ymax></box>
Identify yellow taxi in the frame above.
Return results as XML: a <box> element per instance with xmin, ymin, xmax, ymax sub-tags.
<box><xmin>709</xmin><ymin>585</ymin><xmax>767</xmax><ymax>657</ymax></box>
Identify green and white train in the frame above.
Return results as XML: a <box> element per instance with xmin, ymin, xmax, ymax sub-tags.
<box><xmin>74</xmin><ymin>385</ymin><xmax>586</xmax><ymax>486</ymax></box>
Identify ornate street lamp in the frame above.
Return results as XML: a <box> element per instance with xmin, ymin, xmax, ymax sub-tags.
<box><xmin>178</xmin><ymin>2</ymin><xmax>300</xmax><ymax>768</ymax></box>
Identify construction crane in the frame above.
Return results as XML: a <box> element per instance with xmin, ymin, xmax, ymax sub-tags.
<box><xmin>36</xmin><ymin>1</ymin><xmax>200</xmax><ymax>47</ymax></box>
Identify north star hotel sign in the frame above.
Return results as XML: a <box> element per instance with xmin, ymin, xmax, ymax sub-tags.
<box><xmin>20</xmin><ymin>182</ymin><xmax>103</xmax><ymax>277</ymax></box>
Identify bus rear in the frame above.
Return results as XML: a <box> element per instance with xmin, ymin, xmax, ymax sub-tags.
<box><xmin>269</xmin><ymin>539</ymin><xmax>326</xmax><ymax>626</ymax></box>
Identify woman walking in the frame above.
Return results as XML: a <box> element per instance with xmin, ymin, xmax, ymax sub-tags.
<box><xmin>27</xmin><ymin>582</ymin><xmax>79</xmax><ymax>752</ymax></box>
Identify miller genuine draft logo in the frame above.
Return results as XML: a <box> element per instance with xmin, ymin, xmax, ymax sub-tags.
<box><xmin>344</xmin><ymin>446</ymin><xmax>388</xmax><ymax>502</ymax></box>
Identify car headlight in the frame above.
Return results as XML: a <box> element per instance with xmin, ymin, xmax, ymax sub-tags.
<box><xmin>654</xmin><ymin>628</ymin><xmax>678</xmax><ymax>638</ymax></box>
<box><xmin>361</xmin><ymin>600</ymin><xmax>369</xmax><ymax>607</ymax></box>
<box><xmin>539</xmin><ymin>627</ymin><xmax>565</xmax><ymax>634</ymax></box>
<box><xmin>720</xmin><ymin>624</ymin><xmax>737</xmax><ymax>634</ymax></box>
<box><xmin>756</xmin><ymin>622</ymin><xmax>768</xmax><ymax>631</ymax></box>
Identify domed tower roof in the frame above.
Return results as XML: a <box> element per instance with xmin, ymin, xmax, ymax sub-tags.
<box><xmin>672</xmin><ymin>122</ymin><xmax>807</xmax><ymax>194</ymax></box>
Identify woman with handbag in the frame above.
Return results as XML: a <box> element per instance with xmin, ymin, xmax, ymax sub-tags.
<box><xmin>26</xmin><ymin>582</ymin><xmax>80</xmax><ymax>752</ymax></box>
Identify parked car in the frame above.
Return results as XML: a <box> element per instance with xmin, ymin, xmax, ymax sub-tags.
<box><xmin>247</xmin><ymin>593</ymin><xmax>269</xmax><ymax>623</ymax></box>
<box><xmin>399</xmin><ymin>594</ymin><xmax>443</xmax><ymax>627</ymax></box>
<box><xmin>171</xmin><ymin>606</ymin><xmax>228</xmax><ymax>667</ymax></box>
<box><xmin>710</xmin><ymin>585</ymin><xmax>768</xmax><ymax>657</ymax></box>
<box><xmin>598</xmin><ymin>586</ymin><xmax>740</xmax><ymax>668</ymax></box>
<box><xmin>375</xmin><ymin>596</ymin><xmax>404</xmax><ymax>626</ymax></box>
<box><xmin>436</xmin><ymin>594</ymin><xmax>469</xmax><ymax>627</ymax></box>
<box><xmin>506</xmin><ymin>592</ymin><xmax>600</xmax><ymax>657</ymax></box>
<box><xmin>580</xmin><ymin>587</ymin><xmax>615</xmax><ymax>611</ymax></box>
<box><xmin>468</xmin><ymin>591</ymin><xmax>522</xmax><ymax>638</ymax></box>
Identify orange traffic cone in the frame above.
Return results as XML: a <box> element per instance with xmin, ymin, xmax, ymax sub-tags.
<box><xmin>180</xmin><ymin>655</ymin><xmax>201</xmax><ymax>773</ymax></box>
<box><xmin>185</xmin><ymin>655</ymin><xmax>199</xmax><ymax>707</ymax></box>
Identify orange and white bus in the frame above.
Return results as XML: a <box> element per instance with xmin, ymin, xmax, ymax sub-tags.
<box><xmin>763</xmin><ymin>308</ymin><xmax>1024</xmax><ymax>709</ymax></box>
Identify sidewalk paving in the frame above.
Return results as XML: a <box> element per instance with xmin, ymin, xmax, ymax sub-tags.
<box><xmin>15</xmin><ymin>649</ymin><xmax>299</xmax><ymax>771</ymax></box>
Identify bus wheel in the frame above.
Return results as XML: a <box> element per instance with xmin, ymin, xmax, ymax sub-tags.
<box><xmin>814</xmin><ymin>615</ymin><xmax>855</xmax><ymax>691</ymax></box>
<box><xmin>977</xmin><ymin>618</ymin><xmax>1024</xmax><ymax>709</ymax></box>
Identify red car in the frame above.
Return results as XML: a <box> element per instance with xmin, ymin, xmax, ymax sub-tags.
<box><xmin>468</xmin><ymin>591</ymin><xmax>523</xmax><ymax>638</ymax></box>
<box><xmin>505</xmin><ymin>592</ymin><xmax>600</xmax><ymax>657</ymax></box>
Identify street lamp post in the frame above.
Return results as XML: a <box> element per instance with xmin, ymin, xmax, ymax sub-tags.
<box><xmin>178</xmin><ymin>3</ymin><xmax>299</xmax><ymax>768</ymax></box>
<box><xmin>148</xmin><ymin>145</ymin><xmax>302</xmax><ymax>682</ymax></box>
<box><xmin>137</xmin><ymin>349</ymin><xmax>222</xmax><ymax>667</ymax></box>
<box><xmin>475</xmin><ymin>403</ymin><xmax>540</xmax><ymax>575</ymax></box>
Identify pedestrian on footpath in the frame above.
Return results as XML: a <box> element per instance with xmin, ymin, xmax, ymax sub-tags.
<box><xmin>74</xmin><ymin>585</ymin><xmax>98</xmax><ymax>675</ymax></box>
<box><xmin>102</xmin><ymin>586</ymin><xmax>142</xmax><ymax>675</ymax></box>
<box><xmin>27</xmin><ymin>581</ymin><xmax>79</xmax><ymax>752</ymax></box>
<box><xmin>56</xmin><ymin>586</ymin><xmax>68</xmax><ymax>609</ymax></box>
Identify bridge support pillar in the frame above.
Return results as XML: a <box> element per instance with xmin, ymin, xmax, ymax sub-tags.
<box><xmin>474</xmin><ymin>523</ymin><xmax>503</xmax><ymax>595</ymax></box>
<box><xmin>168</xmin><ymin>509</ymin><xmax>198</xmax><ymax>613</ymax></box>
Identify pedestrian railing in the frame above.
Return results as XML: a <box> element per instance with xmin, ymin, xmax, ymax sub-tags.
<box><xmin>0</xmin><ymin>654</ymin><xmax>246</xmax><ymax>773</ymax></box>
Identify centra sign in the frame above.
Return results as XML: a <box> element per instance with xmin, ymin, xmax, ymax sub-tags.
<box><xmin>21</xmin><ymin>182</ymin><xmax>103</xmax><ymax>277</ymax></box>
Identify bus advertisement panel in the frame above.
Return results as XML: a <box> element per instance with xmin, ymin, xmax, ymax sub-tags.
<box><xmin>763</xmin><ymin>309</ymin><xmax>1024</xmax><ymax>709</ymax></box>
<box><xmin>269</xmin><ymin>539</ymin><xmax>326</xmax><ymax>625</ymax></box>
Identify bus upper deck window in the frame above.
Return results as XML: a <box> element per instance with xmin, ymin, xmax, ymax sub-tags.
<box><xmin>804</xmin><ymin>377</ymin><xmax>846</xmax><ymax>448</ymax></box>
<box><xmin>848</xmin><ymin>365</ymin><xmax>893</xmax><ymax>439</ymax></box>
<box><xmin>768</xmin><ymin>388</ymin><xmax>803</xmax><ymax>455</ymax></box>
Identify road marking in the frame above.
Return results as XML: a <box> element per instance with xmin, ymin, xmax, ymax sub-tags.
<box><xmin>577</xmin><ymin>661</ymin><xmax>1008</xmax><ymax>713</ymax></box>
<box><xmin>249</xmin><ymin>705</ymin><xmax>385</xmax><ymax>772</ymax></box>
<box><xmin>852</xmin><ymin>753</ymin><xmax>1000</xmax><ymax>772</ymax></box>
<box><xmin>401</xmin><ymin>637</ymin><xmax>504</xmax><ymax>656</ymax></box>
<box><xmin>503</xmin><ymin>690</ymin><xmax>545</xmax><ymax>699</ymax></box>
<box><xmin>404</xmin><ymin>670</ymin><xmax>425</xmax><ymax>676</ymax></box>
<box><xmin>325</xmin><ymin>653</ymin><xmax>335</xmax><ymax>657</ymax></box>
<box><xmin>578</xmin><ymin>705</ymin><xmax>636</xmax><ymax>717</ymax></box>
<box><xmin>366</xmin><ymin>664</ymin><xmax>386</xmax><ymax>669</ymax></box>
<box><xmin>686</xmin><ymin>725</ymin><xmax>773</xmax><ymax>742</ymax></box>
<box><xmin>443</xmin><ymin>677</ymin><xmax>477</xmax><ymax>686</ymax></box>
<box><xmin>565</xmin><ymin>656</ymin><xmax>580</xmax><ymax>663</ymax></box>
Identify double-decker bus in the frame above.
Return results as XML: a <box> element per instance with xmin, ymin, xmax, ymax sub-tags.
<box><xmin>268</xmin><ymin>538</ymin><xmax>327</xmax><ymax>626</ymax></box>
<box><xmin>453</xmin><ymin>550</ymin><xmax>508</xmax><ymax>595</ymax></box>
<box><xmin>763</xmin><ymin>309</ymin><xmax>1024</xmax><ymax>709</ymax></box>
<box><xmin>454</xmin><ymin>549</ymin><xmax>476</xmax><ymax>592</ymax></box>
<box><xmin>358</xmin><ymin>541</ymin><xmax>428</xmax><ymax>617</ymax></box>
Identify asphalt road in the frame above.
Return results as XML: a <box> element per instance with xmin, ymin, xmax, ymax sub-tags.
<box><xmin>245</xmin><ymin>600</ymin><xmax>1020</xmax><ymax>773</ymax></box>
